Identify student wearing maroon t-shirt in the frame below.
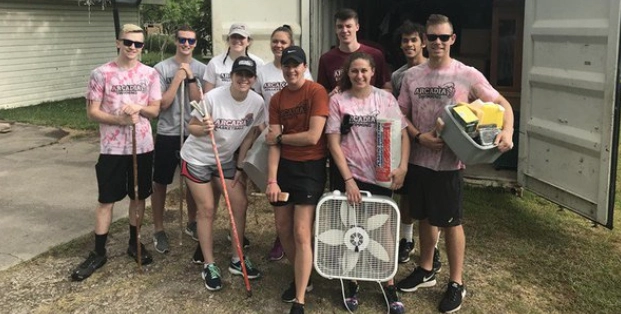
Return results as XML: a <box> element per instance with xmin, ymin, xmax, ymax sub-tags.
<box><xmin>317</xmin><ymin>8</ymin><xmax>391</xmax><ymax>96</ymax></box>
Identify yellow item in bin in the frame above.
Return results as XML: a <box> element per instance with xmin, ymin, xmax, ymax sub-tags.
<box><xmin>479</xmin><ymin>103</ymin><xmax>505</xmax><ymax>129</ymax></box>
<box><xmin>451</xmin><ymin>105</ymin><xmax>479</xmax><ymax>133</ymax></box>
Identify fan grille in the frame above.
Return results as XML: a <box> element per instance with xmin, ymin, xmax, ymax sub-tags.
<box><xmin>314</xmin><ymin>193</ymin><xmax>400</xmax><ymax>282</ymax></box>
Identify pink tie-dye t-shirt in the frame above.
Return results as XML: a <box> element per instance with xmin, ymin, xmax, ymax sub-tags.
<box><xmin>398</xmin><ymin>60</ymin><xmax>499</xmax><ymax>171</ymax></box>
<box><xmin>326</xmin><ymin>87</ymin><xmax>407</xmax><ymax>184</ymax></box>
<box><xmin>86</xmin><ymin>61</ymin><xmax>162</xmax><ymax>155</ymax></box>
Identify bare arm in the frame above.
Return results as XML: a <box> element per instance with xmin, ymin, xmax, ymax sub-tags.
<box><xmin>87</xmin><ymin>99</ymin><xmax>134</xmax><ymax>125</ymax></box>
<box><xmin>265</xmin><ymin>124</ymin><xmax>282</xmax><ymax>203</ymax></box>
<box><xmin>390</xmin><ymin>129</ymin><xmax>409</xmax><ymax>190</ymax></box>
<box><xmin>160</xmin><ymin>69</ymin><xmax>187</xmax><ymax>110</ymax></box>
<box><xmin>236</xmin><ymin>126</ymin><xmax>261</xmax><ymax>167</ymax></box>
<box><xmin>327</xmin><ymin>133</ymin><xmax>361</xmax><ymax>203</ymax></box>
<box><xmin>493</xmin><ymin>94</ymin><xmax>515</xmax><ymax>152</ymax></box>
<box><xmin>265</xmin><ymin>115</ymin><xmax>327</xmax><ymax>146</ymax></box>
<box><xmin>203</xmin><ymin>81</ymin><xmax>216</xmax><ymax>93</ymax></box>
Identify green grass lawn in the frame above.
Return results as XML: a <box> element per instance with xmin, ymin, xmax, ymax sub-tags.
<box><xmin>0</xmin><ymin>98</ymin><xmax>97</xmax><ymax>130</ymax></box>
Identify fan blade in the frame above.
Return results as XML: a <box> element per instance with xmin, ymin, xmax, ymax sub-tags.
<box><xmin>317</xmin><ymin>229</ymin><xmax>344</xmax><ymax>246</ymax></box>
<box><xmin>366</xmin><ymin>213</ymin><xmax>389</xmax><ymax>231</ymax></box>
<box><xmin>342</xmin><ymin>249</ymin><xmax>360</xmax><ymax>274</ymax></box>
<box><xmin>339</xmin><ymin>201</ymin><xmax>357</xmax><ymax>227</ymax></box>
<box><xmin>367</xmin><ymin>239</ymin><xmax>390</xmax><ymax>262</ymax></box>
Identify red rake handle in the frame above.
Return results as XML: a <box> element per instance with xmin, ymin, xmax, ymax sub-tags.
<box><xmin>198</xmin><ymin>102</ymin><xmax>252</xmax><ymax>297</ymax></box>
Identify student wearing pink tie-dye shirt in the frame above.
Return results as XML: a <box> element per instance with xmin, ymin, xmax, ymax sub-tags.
<box><xmin>396</xmin><ymin>14</ymin><xmax>514</xmax><ymax>314</ymax></box>
<box><xmin>71</xmin><ymin>24</ymin><xmax>161</xmax><ymax>282</ymax></box>
<box><xmin>326</xmin><ymin>51</ymin><xmax>409</xmax><ymax>314</ymax></box>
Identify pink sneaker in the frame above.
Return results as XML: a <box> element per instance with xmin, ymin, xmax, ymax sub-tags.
<box><xmin>268</xmin><ymin>237</ymin><xmax>284</xmax><ymax>261</ymax></box>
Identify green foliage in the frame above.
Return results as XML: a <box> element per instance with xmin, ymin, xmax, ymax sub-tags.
<box><xmin>144</xmin><ymin>34</ymin><xmax>176</xmax><ymax>54</ymax></box>
<box><xmin>140</xmin><ymin>0</ymin><xmax>212</xmax><ymax>56</ymax></box>
<box><xmin>141</xmin><ymin>51</ymin><xmax>174</xmax><ymax>67</ymax></box>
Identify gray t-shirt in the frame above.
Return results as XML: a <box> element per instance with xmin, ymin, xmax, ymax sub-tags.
<box><xmin>391</xmin><ymin>64</ymin><xmax>410</xmax><ymax>99</ymax></box>
<box><xmin>154</xmin><ymin>57</ymin><xmax>207</xmax><ymax>136</ymax></box>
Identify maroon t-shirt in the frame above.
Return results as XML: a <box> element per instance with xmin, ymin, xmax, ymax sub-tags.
<box><xmin>317</xmin><ymin>44</ymin><xmax>390</xmax><ymax>91</ymax></box>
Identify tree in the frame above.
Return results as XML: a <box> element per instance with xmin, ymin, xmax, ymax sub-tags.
<box><xmin>141</xmin><ymin>0</ymin><xmax>211</xmax><ymax>56</ymax></box>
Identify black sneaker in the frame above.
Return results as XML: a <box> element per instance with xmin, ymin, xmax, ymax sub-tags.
<box><xmin>281</xmin><ymin>281</ymin><xmax>314</xmax><ymax>303</ymax></box>
<box><xmin>202</xmin><ymin>263</ymin><xmax>222</xmax><ymax>291</ymax></box>
<box><xmin>385</xmin><ymin>285</ymin><xmax>405</xmax><ymax>314</ymax></box>
<box><xmin>192</xmin><ymin>244</ymin><xmax>204</xmax><ymax>264</ymax></box>
<box><xmin>344</xmin><ymin>281</ymin><xmax>359</xmax><ymax>311</ymax></box>
<box><xmin>71</xmin><ymin>251</ymin><xmax>107</xmax><ymax>282</ymax></box>
<box><xmin>227</xmin><ymin>234</ymin><xmax>250</xmax><ymax>249</ymax></box>
<box><xmin>433</xmin><ymin>248</ymin><xmax>442</xmax><ymax>273</ymax></box>
<box><xmin>438</xmin><ymin>281</ymin><xmax>466</xmax><ymax>313</ymax></box>
<box><xmin>228</xmin><ymin>257</ymin><xmax>261</xmax><ymax>279</ymax></box>
<box><xmin>397</xmin><ymin>266</ymin><xmax>436</xmax><ymax>292</ymax></box>
<box><xmin>289</xmin><ymin>301</ymin><xmax>305</xmax><ymax>314</ymax></box>
<box><xmin>398</xmin><ymin>238</ymin><xmax>414</xmax><ymax>263</ymax></box>
<box><xmin>127</xmin><ymin>242</ymin><xmax>153</xmax><ymax>265</ymax></box>
<box><xmin>184</xmin><ymin>221</ymin><xmax>198</xmax><ymax>242</ymax></box>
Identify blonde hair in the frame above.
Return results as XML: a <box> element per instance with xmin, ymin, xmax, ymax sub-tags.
<box><xmin>118</xmin><ymin>24</ymin><xmax>144</xmax><ymax>39</ymax></box>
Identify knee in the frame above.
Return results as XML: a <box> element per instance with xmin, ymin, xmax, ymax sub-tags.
<box><xmin>196</xmin><ymin>205</ymin><xmax>216</xmax><ymax>221</ymax></box>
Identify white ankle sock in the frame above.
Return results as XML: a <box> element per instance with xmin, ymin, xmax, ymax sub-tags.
<box><xmin>400</xmin><ymin>223</ymin><xmax>413</xmax><ymax>242</ymax></box>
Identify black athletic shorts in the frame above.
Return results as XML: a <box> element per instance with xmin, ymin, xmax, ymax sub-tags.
<box><xmin>96</xmin><ymin>152</ymin><xmax>153</xmax><ymax>203</ymax></box>
<box><xmin>406</xmin><ymin>164</ymin><xmax>463</xmax><ymax>227</ymax></box>
<box><xmin>270</xmin><ymin>158</ymin><xmax>327</xmax><ymax>206</ymax></box>
<box><xmin>153</xmin><ymin>134</ymin><xmax>187</xmax><ymax>185</ymax></box>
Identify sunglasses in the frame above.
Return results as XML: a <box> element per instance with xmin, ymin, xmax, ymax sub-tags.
<box><xmin>121</xmin><ymin>39</ymin><xmax>144</xmax><ymax>49</ymax></box>
<box><xmin>178</xmin><ymin>37</ymin><xmax>197</xmax><ymax>45</ymax></box>
<box><xmin>426</xmin><ymin>34</ymin><xmax>452</xmax><ymax>42</ymax></box>
<box><xmin>340</xmin><ymin>114</ymin><xmax>353</xmax><ymax>135</ymax></box>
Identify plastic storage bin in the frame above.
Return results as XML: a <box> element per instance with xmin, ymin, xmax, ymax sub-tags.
<box><xmin>440</xmin><ymin>105</ymin><xmax>502</xmax><ymax>165</ymax></box>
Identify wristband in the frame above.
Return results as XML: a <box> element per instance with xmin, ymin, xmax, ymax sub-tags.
<box><xmin>344</xmin><ymin>177</ymin><xmax>354</xmax><ymax>182</ymax></box>
<box><xmin>414</xmin><ymin>132</ymin><xmax>422</xmax><ymax>143</ymax></box>
<box><xmin>187</xmin><ymin>77</ymin><xmax>197</xmax><ymax>83</ymax></box>
<box><xmin>267</xmin><ymin>180</ymin><xmax>278</xmax><ymax>185</ymax></box>
<box><xmin>236</xmin><ymin>166</ymin><xmax>244</xmax><ymax>172</ymax></box>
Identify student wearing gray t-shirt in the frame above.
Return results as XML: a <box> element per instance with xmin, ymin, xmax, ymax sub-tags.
<box><xmin>151</xmin><ymin>25</ymin><xmax>207</xmax><ymax>254</ymax></box>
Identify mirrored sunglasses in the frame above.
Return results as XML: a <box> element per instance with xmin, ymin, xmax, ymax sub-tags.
<box><xmin>178</xmin><ymin>37</ymin><xmax>197</xmax><ymax>45</ymax></box>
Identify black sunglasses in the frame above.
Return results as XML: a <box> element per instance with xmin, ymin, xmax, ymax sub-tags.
<box><xmin>178</xmin><ymin>37</ymin><xmax>197</xmax><ymax>45</ymax></box>
<box><xmin>121</xmin><ymin>39</ymin><xmax>144</xmax><ymax>49</ymax></box>
<box><xmin>426</xmin><ymin>34</ymin><xmax>452</xmax><ymax>42</ymax></box>
<box><xmin>340</xmin><ymin>114</ymin><xmax>353</xmax><ymax>135</ymax></box>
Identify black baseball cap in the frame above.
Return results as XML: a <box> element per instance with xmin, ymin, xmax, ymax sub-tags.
<box><xmin>231</xmin><ymin>56</ymin><xmax>257</xmax><ymax>76</ymax></box>
<box><xmin>281</xmin><ymin>46</ymin><xmax>306</xmax><ymax>65</ymax></box>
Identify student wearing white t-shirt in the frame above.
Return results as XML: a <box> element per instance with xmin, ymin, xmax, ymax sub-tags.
<box><xmin>254</xmin><ymin>25</ymin><xmax>313</xmax><ymax>262</ymax></box>
<box><xmin>200</xmin><ymin>23</ymin><xmax>264</xmax><ymax>254</ymax></box>
<box><xmin>181</xmin><ymin>56</ymin><xmax>265</xmax><ymax>291</ymax></box>
<box><xmin>203</xmin><ymin>23</ymin><xmax>265</xmax><ymax>92</ymax></box>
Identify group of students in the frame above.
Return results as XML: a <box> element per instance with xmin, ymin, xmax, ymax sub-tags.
<box><xmin>69</xmin><ymin>7</ymin><xmax>514</xmax><ymax>314</ymax></box>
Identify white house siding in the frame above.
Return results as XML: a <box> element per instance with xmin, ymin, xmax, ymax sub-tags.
<box><xmin>0</xmin><ymin>0</ymin><xmax>139</xmax><ymax>109</ymax></box>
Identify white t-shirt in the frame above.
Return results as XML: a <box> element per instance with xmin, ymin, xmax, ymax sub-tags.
<box><xmin>203</xmin><ymin>51</ymin><xmax>265</xmax><ymax>88</ymax></box>
<box><xmin>180</xmin><ymin>86</ymin><xmax>265</xmax><ymax>166</ymax></box>
<box><xmin>255</xmin><ymin>61</ymin><xmax>313</xmax><ymax>123</ymax></box>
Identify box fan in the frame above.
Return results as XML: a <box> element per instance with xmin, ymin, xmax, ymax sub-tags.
<box><xmin>314</xmin><ymin>190</ymin><xmax>400</xmax><ymax>312</ymax></box>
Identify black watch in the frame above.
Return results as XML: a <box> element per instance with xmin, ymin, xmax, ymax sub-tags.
<box><xmin>276</xmin><ymin>134</ymin><xmax>283</xmax><ymax>145</ymax></box>
<box><xmin>187</xmin><ymin>77</ymin><xmax>197</xmax><ymax>83</ymax></box>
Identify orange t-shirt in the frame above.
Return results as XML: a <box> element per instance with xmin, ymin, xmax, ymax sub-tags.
<box><xmin>269</xmin><ymin>80</ymin><xmax>329</xmax><ymax>161</ymax></box>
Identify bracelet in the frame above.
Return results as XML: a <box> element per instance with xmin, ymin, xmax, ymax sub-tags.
<box><xmin>236</xmin><ymin>166</ymin><xmax>244</xmax><ymax>171</ymax></box>
<box><xmin>267</xmin><ymin>180</ymin><xmax>278</xmax><ymax>185</ymax></box>
<box><xmin>187</xmin><ymin>77</ymin><xmax>197</xmax><ymax>83</ymax></box>
<box><xmin>344</xmin><ymin>177</ymin><xmax>354</xmax><ymax>182</ymax></box>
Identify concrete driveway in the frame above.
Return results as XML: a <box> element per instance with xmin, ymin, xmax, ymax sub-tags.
<box><xmin>0</xmin><ymin>123</ymin><xmax>131</xmax><ymax>271</ymax></box>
